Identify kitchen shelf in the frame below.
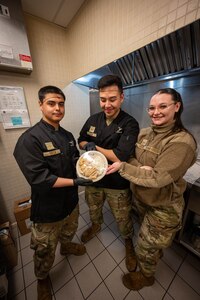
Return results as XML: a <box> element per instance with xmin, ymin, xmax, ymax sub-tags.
<box><xmin>177</xmin><ymin>182</ymin><xmax>200</xmax><ymax>258</ymax></box>
<box><xmin>179</xmin><ymin>230</ymin><xmax>200</xmax><ymax>258</ymax></box>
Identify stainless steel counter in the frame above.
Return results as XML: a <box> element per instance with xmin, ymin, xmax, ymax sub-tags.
<box><xmin>184</xmin><ymin>160</ymin><xmax>200</xmax><ymax>186</ymax></box>
<box><xmin>179</xmin><ymin>159</ymin><xmax>200</xmax><ymax>257</ymax></box>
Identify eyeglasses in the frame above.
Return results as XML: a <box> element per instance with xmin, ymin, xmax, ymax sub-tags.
<box><xmin>147</xmin><ymin>102</ymin><xmax>175</xmax><ymax>113</ymax></box>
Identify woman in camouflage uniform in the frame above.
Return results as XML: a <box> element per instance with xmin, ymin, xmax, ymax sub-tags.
<box><xmin>107</xmin><ymin>88</ymin><xmax>197</xmax><ymax>290</ymax></box>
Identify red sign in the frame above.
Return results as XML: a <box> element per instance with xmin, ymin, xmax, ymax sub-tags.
<box><xmin>19</xmin><ymin>54</ymin><xmax>32</xmax><ymax>62</ymax></box>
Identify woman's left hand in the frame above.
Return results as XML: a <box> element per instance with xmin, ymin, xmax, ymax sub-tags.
<box><xmin>106</xmin><ymin>161</ymin><xmax>122</xmax><ymax>175</ymax></box>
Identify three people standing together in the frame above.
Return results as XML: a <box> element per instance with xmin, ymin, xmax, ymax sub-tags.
<box><xmin>14</xmin><ymin>76</ymin><xmax>196</xmax><ymax>299</ymax></box>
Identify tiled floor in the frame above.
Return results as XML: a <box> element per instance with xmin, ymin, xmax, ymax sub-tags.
<box><xmin>7</xmin><ymin>191</ymin><xmax>200</xmax><ymax>300</ymax></box>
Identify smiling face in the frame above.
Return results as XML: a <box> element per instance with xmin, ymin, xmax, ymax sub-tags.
<box><xmin>39</xmin><ymin>93</ymin><xmax>65</xmax><ymax>128</ymax></box>
<box><xmin>148</xmin><ymin>92</ymin><xmax>181</xmax><ymax>126</ymax></box>
<box><xmin>99</xmin><ymin>85</ymin><xmax>124</xmax><ymax>119</ymax></box>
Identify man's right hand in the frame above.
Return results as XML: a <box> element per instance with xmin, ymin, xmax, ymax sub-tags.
<box><xmin>73</xmin><ymin>177</ymin><xmax>93</xmax><ymax>186</ymax></box>
<box><xmin>83</xmin><ymin>142</ymin><xmax>96</xmax><ymax>151</ymax></box>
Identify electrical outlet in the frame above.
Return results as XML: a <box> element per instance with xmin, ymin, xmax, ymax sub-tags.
<box><xmin>0</xmin><ymin>4</ymin><xmax>10</xmax><ymax>17</ymax></box>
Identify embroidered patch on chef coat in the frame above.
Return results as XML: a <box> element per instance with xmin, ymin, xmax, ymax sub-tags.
<box><xmin>116</xmin><ymin>127</ymin><xmax>123</xmax><ymax>133</ymax></box>
<box><xmin>69</xmin><ymin>140</ymin><xmax>75</xmax><ymax>147</ymax></box>
<box><xmin>87</xmin><ymin>126</ymin><xmax>97</xmax><ymax>137</ymax></box>
<box><xmin>45</xmin><ymin>142</ymin><xmax>55</xmax><ymax>150</ymax></box>
<box><xmin>43</xmin><ymin>149</ymin><xmax>61</xmax><ymax>157</ymax></box>
<box><xmin>89</xmin><ymin>126</ymin><xmax>95</xmax><ymax>133</ymax></box>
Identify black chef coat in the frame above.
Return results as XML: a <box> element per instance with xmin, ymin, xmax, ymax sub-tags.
<box><xmin>14</xmin><ymin>119</ymin><xmax>79</xmax><ymax>223</ymax></box>
<box><xmin>78</xmin><ymin>110</ymin><xmax>139</xmax><ymax>189</ymax></box>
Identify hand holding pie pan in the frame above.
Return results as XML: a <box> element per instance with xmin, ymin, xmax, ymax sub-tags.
<box><xmin>76</xmin><ymin>151</ymin><xmax>108</xmax><ymax>182</ymax></box>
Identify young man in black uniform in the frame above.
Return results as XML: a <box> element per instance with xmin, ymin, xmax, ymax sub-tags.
<box><xmin>14</xmin><ymin>86</ymin><xmax>91</xmax><ymax>300</ymax></box>
<box><xmin>78</xmin><ymin>75</ymin><xmax>139</xmax><ymax>272</ymax></box>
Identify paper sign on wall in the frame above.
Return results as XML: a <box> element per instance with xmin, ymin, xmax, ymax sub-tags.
<box><xmin>0</xmin><ymin>86</ymin><xmax>31</xmax><ymax>129</ymax></box>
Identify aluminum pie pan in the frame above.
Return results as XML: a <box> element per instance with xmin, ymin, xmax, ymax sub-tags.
<box><xmin>76</xmin><ymin>151</ymin><xmax>108</xmax><ymax>182</ymax></box>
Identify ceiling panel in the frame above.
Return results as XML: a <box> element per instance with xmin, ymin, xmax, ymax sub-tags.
<box><xmin>21</xmin><ymin>0</ymin><xmax>85</xmax><ymax>28</ymax></box>
<box><xmin>21</xmin><ymin>0</ymin><xmax>63</xmax><ymax>22</ymax></box>
<box><xmin>54</xmin><ymin>0</ymin><xmax>85</xmax><ymax>27</ymax></box>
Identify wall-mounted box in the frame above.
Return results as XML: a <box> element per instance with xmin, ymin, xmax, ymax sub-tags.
<box><xmin>0</xmin><ymin>0</ymin><xmax>33</xmax><ymax>74</ymax></box>
<box><xmin>14</xmin><ymin>197</ymin><xmax>31</xmax><ymax>235</ymax></box>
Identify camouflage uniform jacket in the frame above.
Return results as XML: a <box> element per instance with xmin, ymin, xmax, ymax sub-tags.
<box><xmin>119</xmin><ymin>122</ymin><xmax>197</xmax><ymax>207</ymax></box>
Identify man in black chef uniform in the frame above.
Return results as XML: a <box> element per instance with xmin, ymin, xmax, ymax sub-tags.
<box><xmin>78</xmin><ymin>74</ymin><xmax>139</xmax><ymax>272</ymax></box>
<box><xmin>14</xmin><ymin>85</ymin><xmax>91</xmax><ymax>300</ymax></box>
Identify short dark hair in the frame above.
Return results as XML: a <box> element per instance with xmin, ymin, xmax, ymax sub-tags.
<box><xmin>97</xmin><ymin>75</ymin><xmax>123</xmax><ymax>94</ymax></box>
<box><xmin>38</xmin><ymin>85</ymin><xmax>66</xmax><ymax>102</ymax></box>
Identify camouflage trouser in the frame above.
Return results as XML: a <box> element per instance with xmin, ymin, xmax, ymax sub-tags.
<box><xmin>135</xmin><ymin>198</ymin><xmax>184</xmax><ymax>277</ymax></box>
<box><xmin>30</xmin><ymin>204</ymin><xmax>79</xmax><ymax>279</ymax></box>
<box><xmin>85</xmin><ymin>186</ymin><xmax>133</xmax><ymax>238</ymax></box>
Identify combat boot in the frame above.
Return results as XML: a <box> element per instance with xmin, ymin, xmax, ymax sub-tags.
<box><xmin>37</xmin><ymin>276</ymin><xmax>52</xmax><ymax>300</ymax></box>
<box><xmin>122</xmin><ymin>270</ymin><xmax>155</xmax><ymax>290</ymax></box>
<box><xmin>125</xmin><ymin>238</ymin><xmax>137</xmax><ymax>272</ymax></box>
<box><xmin>159</xmin><ymin>249</ymin><xmax>163</xmax><ymax>259</ymax></box>
<box><xmin>81</xmin><ymin>223</ymin><xmax>101</xmax><ymax>243</ymax></box>
<box><xmin>60</xmin><ymin>242</ymin><xmax>86</xmax><ymax>256</ymax></box>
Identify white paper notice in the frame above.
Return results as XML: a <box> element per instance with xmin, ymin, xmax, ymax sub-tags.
<box><xmin>0</xmin><ymin>86</ymin><xmax>31</xmax><ymax>129</ymax></box>
<box><xmin>0</xmin><ymin>44</ymin><xmax>13</xmax><ymax>59</ymax></box>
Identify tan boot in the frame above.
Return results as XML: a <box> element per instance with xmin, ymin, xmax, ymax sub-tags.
<box><xmin>37</xmin><ymin>276</ymin><xmax>52</xmax><ymax>300</ymax></box>
<box><xmin>81</xmin><ymin>224</ymin><xmax>101</xmax><ymax>243</ymax></box>
<box><xmin>125</xmin><ymin>238</ymin><xmax>137</xmax><ymax>272</ymax></box>
<box><xmin>122</xmin><ymin>270</ymin><xmax>155</xmax><ymax>290</ymax></box>
<box><xmin>60</xmin><ymin>242</ymin><xmax>86</xmax><ymax>256</ymax></box>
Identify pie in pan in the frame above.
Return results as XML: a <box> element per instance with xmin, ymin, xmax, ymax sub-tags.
<box><xmin>76</xmin><ymin>151</ymin><xmax>108</xmax><ymax>182</ymax></box>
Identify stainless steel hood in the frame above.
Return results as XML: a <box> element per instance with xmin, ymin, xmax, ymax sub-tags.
<box><xmin>74</xmin><ymin>19</ymin><xmax>200</xmax><ymax>88</ymax></box>
<box><xmin>0</xmin><ymin>0</ymin><xmax>33</xmax><ymax>74</ymax></box>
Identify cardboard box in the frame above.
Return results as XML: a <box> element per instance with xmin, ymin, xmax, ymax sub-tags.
<box><xmin>14</xmin><ymin>197</ymin><xmax>31</xmax><ymax>235</ymax></box>
<box><xmin>0</xmin><ymin>222</ymin><xmax>18</xmax><ymax>269</ymax></box>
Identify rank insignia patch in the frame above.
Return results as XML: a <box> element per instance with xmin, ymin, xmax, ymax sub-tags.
<box><xmin>45</xmin><ymin>142</ymin><xmax>55</xmax><ymax>150</ymax></box>
<box><xmin>87</xmin><ymin>126</ymin><xmax>97</xmax><ymax>137</ymax></box>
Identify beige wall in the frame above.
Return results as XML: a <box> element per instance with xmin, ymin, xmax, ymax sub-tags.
<box><xmin>68</xmin><ymin>0</ymin><xmax>200</xmax><ymax>80</ymax></box>
<box><xmin>0</xmin><ymin>0</ymin><xmax>199</xmax><ymax>224</ymax></box>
